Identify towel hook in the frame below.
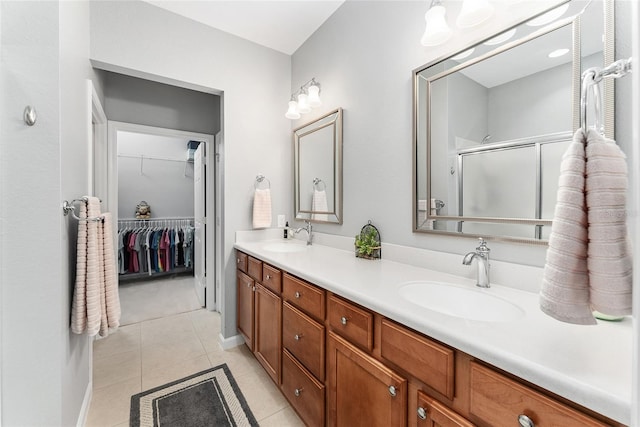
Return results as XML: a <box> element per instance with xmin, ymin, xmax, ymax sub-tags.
<box><xmin>62</xmin><ymin>198</ymin><xmax>103</xmax><ymax>222</ymax></box>
<box><xmin>254</xmin><ymin>174</ymin><xmax>271</xmax><ymax>189</ymax></box>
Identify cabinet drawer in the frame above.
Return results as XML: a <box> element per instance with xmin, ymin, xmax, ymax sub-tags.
<box><xmin>469</xmin><ymin>362</ymin><xmax>609</xmax><ymax>427</ymax></box>
<box><xmin>235</xmin><ymin>251</ymin><xmax>248</xmax><ymax>273</ymax></box>
<box><xmin>283</xmin><ymin>301</ymin><xmax>325</xmax><ymax>381</ymax></box>
<box><xmin>282</xmin><ymin>349</ymin><xmax>325</xmax><ymax>427</ymax></box>
<box><xmin>381</xmin><ymin>319</ymin><xmax>455</xmax><ymax>400</ymax></box>
<box><xmin>327</xmin><ymin>294</ymin><xmax>374</xmax><ymax>352</ymax></box>
<box><xmin>416</xmin><ymin>390</ymin><xmax>475</xmax><ymax>427</ymax></box>
<box><xmin>282</xmin><ymin>273</ymin><xmax>325</xmax><ymax>321</ymax></box>
<box><xmin>247</xmin><ymin>256</ymin><xmax>262</xmax><ymax>281</ymax></box>
<box><xmin>262</xmin><ymin>264</ymin><xmax>282</xmax><ymax>293</ymax></box>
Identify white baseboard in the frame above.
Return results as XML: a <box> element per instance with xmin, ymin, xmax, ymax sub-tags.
<box><xmin>76</xmin><ymin>380</ymin><xmax>93</xmax><ymax>427</ymax></box>
<box><xmin>218</xmin><ymin>332</ymin><xmax>244</xmax><ymax>350</ymax></box>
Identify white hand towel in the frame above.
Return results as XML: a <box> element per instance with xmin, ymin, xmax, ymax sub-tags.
<box><xmin>253</xmin><ymin>188</ymin><xmax>272</xmax><ymax>229</ymax></box>
<box><xmin>85</xmin><ymin>197</ymin><xmax>103</xmax><ymax>336</ymax></box>
<box><xmin>311</xmin><ymin>189</ymin><xmax>329</xmax><ymax>221</ymax></box>
<box><xmin>585</xmin><ymin>129</ymin><xmax>632</xmax><ymax>316</ymax></box>
<box><xmin>540</xmin><ymin>130</ymin><xmax>595</xmax><ymax>325</ymax></box>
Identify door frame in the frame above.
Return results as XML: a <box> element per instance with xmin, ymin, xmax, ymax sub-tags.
<box><xmin>105</xmin><ymin>121</ymin><xmax>218</xmax><ymax>310</ymax></box>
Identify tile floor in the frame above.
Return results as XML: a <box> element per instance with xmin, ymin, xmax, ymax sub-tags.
<box><xmin>86</xmin><ymin>309</ymin><xmax>304</xmax><ymax>426</ymax></box>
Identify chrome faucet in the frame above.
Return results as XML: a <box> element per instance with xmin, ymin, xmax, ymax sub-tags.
<box><xmin>462</xmin><ymin>238</ymin><xmax>490</xmax><ymax>288</ymax></box>
<box><xmin>293</xmin><ymin>220</ymin><xmax>313</xmax><ymax>245</ymax></box>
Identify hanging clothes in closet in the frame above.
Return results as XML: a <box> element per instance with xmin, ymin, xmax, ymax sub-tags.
<box><xmin>117</xmin><ymin>219</ymin><xmax>194</xmax><ymax>277</ymax></box>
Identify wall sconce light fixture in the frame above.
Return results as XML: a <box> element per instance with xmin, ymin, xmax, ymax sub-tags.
<box><xmin>285</xmin><ymin>78</ymin><xmax>322</xmax><ymax>120</ymax></box>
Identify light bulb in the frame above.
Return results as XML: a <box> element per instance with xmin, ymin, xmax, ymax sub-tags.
<box><xmin>457</xmin><ymin>0</ymin><xmax>494</xmax><ymax>29</ymax></box>
<box><xmin>421</xmin><ymin>4</ymin><xmax>452</xmax><ymax>47</ymax></box>
<box><xmin>297</xmin><ymin>93</ymin><xmax>311</xmax><ymax>114</ymax></box>
<box><xmin>452</xmin><ymin>48</ymin><xmax>475</xmax><ymax>60</ymax></box>
<box><xmin>307</xmin><ymin>84</ymin><xmax>322</xmax><ymax>108</ymax></box>
<box><xmin>285</xmin><ymin>100</ymin><xmax>300</xmax><ymax>119</ymax></box>
<box><xmin>548</xmin><ymin>48</ymin><xmax>569</xmax><ymax>58</ymax></box>
<box><xmin>526</xmin><ymin>4</ymin><xmax>569</xmax><ymax>27</ymax></box>
<box><xmin>483</xmin><ymin>28</ymin><xmax>516</xmax><ymax>46</ymax></box>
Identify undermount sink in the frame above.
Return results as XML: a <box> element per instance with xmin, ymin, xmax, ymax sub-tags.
<box><xmin>398</xmin><ymin>281</ymin><xmax>524</xmax><ymax>322</ymax></box>
<box><xmin>262</xmin><ymin>242</ymin><xmax>308</xmax><ymax>253</ymax></box>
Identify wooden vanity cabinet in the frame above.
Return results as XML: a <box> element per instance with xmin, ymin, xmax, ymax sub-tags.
<box><xmin>254</xmin><ymin>283</ymin><xmax>282</xmax><ymax>384</ymax></box>
<box><xmin>236</xmin><ymin>251</ymin><xmax>621</xmax><ymax>427</ymax></box>
<box><xmin>327</xmin><ymin>331</ymin><xmax>407</xmax><ymax>427</ymax></box>
<box><xmin>236</xmin><ymin>270</ymin><xmax>255</xmax><ymax>351</ymax></box>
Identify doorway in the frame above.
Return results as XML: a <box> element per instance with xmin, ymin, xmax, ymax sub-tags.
<box><xmin>106</xmin><ymin>122</ymin><xmax>217</xmax><ymax>324</ymax></box>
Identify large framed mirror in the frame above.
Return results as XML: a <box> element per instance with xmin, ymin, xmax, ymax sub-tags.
<box><xmin>294</xmin><ymin>108</ymin><xmax>343</xmax><ymax>224</ymax></box>
<box><xmin>413</xmin><ymin>0</ymin><xmax>613</xmax><ymax>244</ymax></box>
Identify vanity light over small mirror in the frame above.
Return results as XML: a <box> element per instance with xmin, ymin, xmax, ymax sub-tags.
<box><xmin>413</xmin><ymin>0</ymin><xmax>614</xmax><ymax>244</ymax></box>
<box><xmin>294</xmin><ymin>108</ymin><xmax>343</xmax><ymax>224</ymax></box>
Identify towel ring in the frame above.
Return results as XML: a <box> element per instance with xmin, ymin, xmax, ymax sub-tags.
<box><xmin>313</xmin><ymin>178</ymin><xmax>326</xmax><ymax>191</ymax></box>
<box><xmin>62</xmin><ymin>198</ymin><xmax>103</xmax><ymax>222</ymax></box>
<box><xmin>254</xmin><ymin>174</ymin><xmax>271</xmax><ymax>190</ymax></box>
<box><xmin>580</xmin><ymin>68</ymin><xmax>603</xmax><ymax>133</ymax></box>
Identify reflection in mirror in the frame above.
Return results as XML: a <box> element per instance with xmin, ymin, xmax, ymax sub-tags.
<box><xmin>294</xmin><ymin>108</ymin><xmax>343</xmax><ymax>224</ymax></box>
<box><xmin>414</xmin><ymin>0</ymin><xmax>613</xmax><ymax>244</ymax></box>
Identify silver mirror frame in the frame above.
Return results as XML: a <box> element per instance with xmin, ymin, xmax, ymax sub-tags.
<box><xmin>294</xmin><ymin>108</ymin><xmax>343</xmax><ymax>224</ymax></box>
<box><xmin>412</xmin><ymin>0</ymin><xmax>614</xmax><ymax>245</ymax></box>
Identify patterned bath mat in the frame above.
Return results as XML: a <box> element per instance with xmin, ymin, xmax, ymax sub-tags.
<box><xmin>130</xmin><ymin>363</ymin><xmax>258</xmax><ymax>427</ymax></box>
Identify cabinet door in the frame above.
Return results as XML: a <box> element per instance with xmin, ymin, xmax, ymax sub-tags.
<box><xmin>327</xmin><ymin>332</ymin><xmax>407</xmax><ymax>427</ymax></box>
<box><xmin>237</xmin><ymin>270</ymin><xmax>255</xmax><ymax>351</ymax></box>
<box><xmin>254</xmin><ymin>284</ymin><xmax>282</xmax><ymax>385</ymax></box>
<box><xmin>416</xmin><ymin>391</ymin><xmax>475</xmax><ymax>427</ymax></box>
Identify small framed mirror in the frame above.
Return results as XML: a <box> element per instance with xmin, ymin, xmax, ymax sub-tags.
<box><xmin>413</xmin><ymin>0</ymin><xmax>613</xmax><ymax>244</ymax></box>
<box><xmin>294</xmin><ymin>108</ymin><xmax>343</xmax><ymax>224</ymax></box>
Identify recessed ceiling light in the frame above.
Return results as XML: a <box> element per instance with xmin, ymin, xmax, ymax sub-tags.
<box><xmin>483</xmin><ymin>28</ymin><xmax>517</xmax><ymax>46</ymax></box>
<box><xmin>452</xmin><ymin>48</ymin><xmax>475</xmax><ymax>60</ymax></box>
<box><xmin>526</xmin><ymin>4</ymin><xmax>569</xmax><ymax>27</ymax></box>
<box><xmin>548</xmin><ymin>48</ymin><xmax>570</xmax><ymax>58</ymax></box>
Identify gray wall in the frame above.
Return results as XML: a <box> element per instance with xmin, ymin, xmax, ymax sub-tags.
<box><xmin>117</xmin><ymin>131</ymin><xmax>195</xmax><ymax>219</ymax></box>
<box><xmin>104</xmin><ymin>71</ymin><xmax>221</xmax><ymax>135</ymax></box>
<box><xmin>1</xmin><ymin>1</ymin><xmax>101</xmax><ymax>425</ymax></box>
<box><xmin>292</xmin><ymin>0</ymin><xmax>568</xmax><ymax>266</ymax></box>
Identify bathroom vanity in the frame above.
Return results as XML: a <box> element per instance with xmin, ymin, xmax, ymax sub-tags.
<box><xmin>234</xmin><ymin>238</ymin><xmax>630</xmax><ymax>426</ymax></box>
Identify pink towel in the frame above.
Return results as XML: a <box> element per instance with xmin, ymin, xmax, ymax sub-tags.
<box><xmin>540</xmin><ymin>129</ymin><xmax>633</xmax><ymax>325</ymax></box>
<box><xmin>252</xmin><ymin>188</ymin><xmax>272</xmax><ymax>229</ymax></box>
<box><xmin>71</xmin><ymin>198</ymin><xmax>121</xmax><ymax>337</ymax></box>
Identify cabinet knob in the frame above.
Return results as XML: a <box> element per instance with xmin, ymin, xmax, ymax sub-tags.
<box><xmin>237</xmin><ymin>258</ymin><xmax>240</xmax><ymax>264</ymax></box>
<box><xmin>388</xmin><ymin>385</ymin><xmax>397</xmax><ymax>397</ymax></box>
<box><xmin>340</xmin><ymin>316</ymin><xmax>348</xmax><ymax>325</ymax></box>
<box><xmin>294</xmin><ymin>388</ymin><xmax>303</xmax><ymax>397</ymax></box>
<box><xmin>294</xmin><ymin>334</ymin><xmax>303</xmax><ymax>341</ymax></box>
<box><xmin>266</xmin><ymin>274</ymin><xmax>271</xmax><ymax>280</ymax></box>
<box><xmin>518</xmin><ymin>414</ymin><xmax>535</xmax><ymax>427</ymax></box>
<box><xmin>417</xmin><ymin>406</ymin><xmax>427</xmax><ymax>420</ymax></box>
<box><xmin>246</xmin><ymin>282</ymin><xmax>251</xmax><ymax>288</ymax></box>
<box><xmin>294</xmin><ymin>291</ymin><xmax>301</xmax><ymax>299</ymax></box>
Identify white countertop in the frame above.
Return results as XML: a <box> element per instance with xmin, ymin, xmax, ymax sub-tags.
<box><xmin>234</xmin><ymin>238</ymin><xmax>632</xmax><ymax>425</ymax></box>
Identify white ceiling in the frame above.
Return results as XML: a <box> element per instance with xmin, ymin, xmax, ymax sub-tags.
<box><xmin>143</xmin><ymin>0</ymin><xmax>345</xmax><ymax>55</ymax></box>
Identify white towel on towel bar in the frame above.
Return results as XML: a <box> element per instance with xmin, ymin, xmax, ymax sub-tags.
<box><xmin>253</xmin><ymin>188</ymin><xmax>272</xmax><ymax>229</ymax></box>
<box><xmin>540</xmin><ymin>129</ymin><xmax>632</xmax><ymax>325</ymax></box>
<box><xmin>71</xmin><ymin>197</ymin><xmax>121</xmax><ymax>337</ymax></box>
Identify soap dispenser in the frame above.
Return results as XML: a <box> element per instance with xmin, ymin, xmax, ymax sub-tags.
<box><xmin>284</xmin><ymin>221</ymin><xmax>289</xmax><ymax>239</ymax></box>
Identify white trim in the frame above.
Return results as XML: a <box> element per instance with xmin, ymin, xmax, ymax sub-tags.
<box><xmin>218</xmin><ymin>332</ymin><xmax>244</xmax><ymax>350</ymax></box>
<box><xmin>75</xmin><ymin>380</ymin><xmax>93</xmax><ymax>427</ymax></box>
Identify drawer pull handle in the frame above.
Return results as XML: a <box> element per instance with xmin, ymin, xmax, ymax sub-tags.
<box><xmin>340</xmin><ymin>316</ymin><xmax>348</xmax><ymax>325</ymax></box>
<box><xmin>518</xmin><ymin>414</ymin><xmax>535</xmax><ymax>427</ymax></box>
<box><xmin>388</xmin><ymin>385</ymin><xmax>397</xmax><ymax>397</ymax></box>
<box><xmin>266</xmin><ymin>274</ymin><xmax>271</xmax><ymax>280</ymax></box>
<box><xmin>294</xmin><ymin>334</ymin><xmax>303</xmax><ymax>341</ymax></box>
<box><xmin>294</xmin><ymin>291</ymin><xmax>301</xmax><ymax>299</ymax></box>
<box><xmin>417</xmin><ymin>407</ymin><xmax>427</xmax><ymax>420</ymax></box>
<box><xmin>294</xmin><ymin>388</ymin><xmax>303</xmax><ymax>397</ymax></box>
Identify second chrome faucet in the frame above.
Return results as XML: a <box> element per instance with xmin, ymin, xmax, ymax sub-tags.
<box><xmin>462</xmin><ymin>237</ymin><xmax>490</xmax><ymax>288</ymax></box>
